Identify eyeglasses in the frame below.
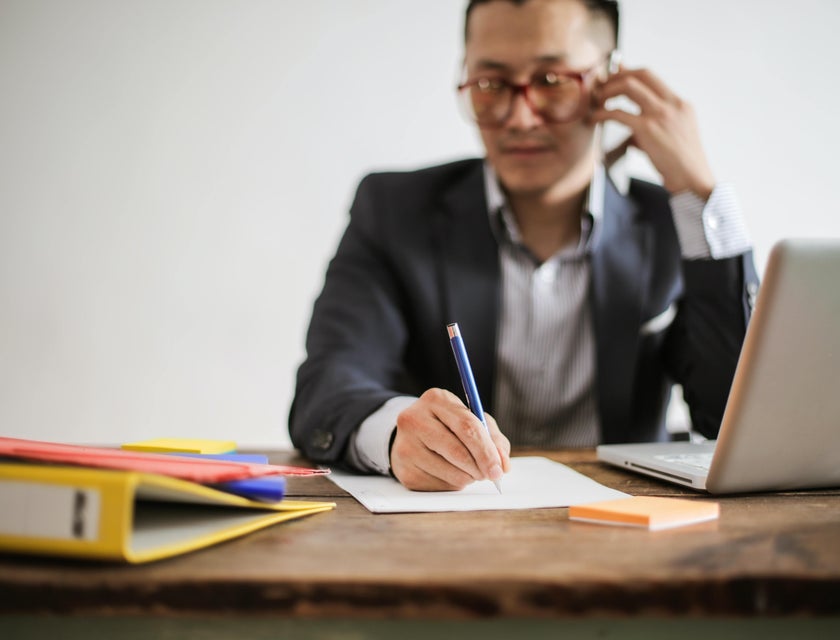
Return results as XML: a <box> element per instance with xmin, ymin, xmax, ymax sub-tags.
<box><xmin>456</xmin><ymin>59</ymin><xmax>607</xmax><ymax>128</ymax></box>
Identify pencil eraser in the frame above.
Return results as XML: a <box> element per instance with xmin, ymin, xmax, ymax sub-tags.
<box><xmin>121</xmin><ymin>438</ymin><xmax>237</xmax><ymax>455</ymax></box>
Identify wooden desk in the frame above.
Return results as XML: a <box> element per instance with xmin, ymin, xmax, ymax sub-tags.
<box><xmin>2</xmin><ymin>450</ymin><xmax>840</xmax><ymax>634</ymax></box>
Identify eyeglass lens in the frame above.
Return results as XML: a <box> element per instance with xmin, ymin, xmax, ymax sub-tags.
<box><xmin>462</xmin><ymin>74</ymin><xmax>586</xmax><ymax>126</ymax></box>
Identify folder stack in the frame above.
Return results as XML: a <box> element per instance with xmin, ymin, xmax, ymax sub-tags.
<box><xmin>0</xmin><ymin>437</ymin><xmax>334</xmax><ymax>563</ymax></box>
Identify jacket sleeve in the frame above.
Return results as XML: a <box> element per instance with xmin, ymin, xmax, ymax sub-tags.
<box><xmin>288</xmin><ymin>175</ymin><xmax>412</xmax><ymax>466</ymax></box>
<box><xmin>625</xmin><ymin>178</ymin><xmax>760</xmax><ymax>442</ymax></box>
<box><xmin>663</xmin><ymin>252</ymin><xmax>760</xmax><ymax>439</ymax></box>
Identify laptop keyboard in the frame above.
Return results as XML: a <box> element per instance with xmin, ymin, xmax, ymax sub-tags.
<box><xmin>654</xmin><ymin>452</ymin><xmax>714</xmax><ymax>471</ymax></box>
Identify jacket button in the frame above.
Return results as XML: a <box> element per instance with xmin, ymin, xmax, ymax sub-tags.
<box><xmin>311</xmin><ymin>430</ymin><xmax>334</xmax><ymax>451</ymax></box>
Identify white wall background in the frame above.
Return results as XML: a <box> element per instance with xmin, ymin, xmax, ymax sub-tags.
<box><xmin>1</xmin><ymin>0</ymin><xmax>838</xmax><ymax>447</ymax></box>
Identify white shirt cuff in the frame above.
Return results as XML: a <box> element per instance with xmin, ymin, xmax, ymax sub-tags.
<box><xmin>350</xmin><ymin>396</ymin><xmax>418</xmax><ymax>475</ymax></box>
<box><xmin>670</xmin><ymin>183</ymin><xmax>751</xmax><ymax>260</ymax></box>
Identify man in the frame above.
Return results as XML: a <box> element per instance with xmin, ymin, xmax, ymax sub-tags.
<box><xmin>290</xmin><ymin>0</ymin><xmax>757</xmax><ymax>491</ymax></box>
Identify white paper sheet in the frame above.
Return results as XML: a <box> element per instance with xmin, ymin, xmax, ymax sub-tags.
<box><xmin>326</xmin><ymin>456</ymin><xmax>629</xmax><ymax>513</ymax></box>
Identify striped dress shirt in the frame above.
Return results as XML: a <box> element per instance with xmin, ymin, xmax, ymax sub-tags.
<box><xmin>485</xmin><ymin>165</ymin><xmax>602</xmax><ymax>447</ymax></box>
<box><xmin>348</xmin><ymin>163</ymin><xmax>750</xmax><ymax>474</ymax></box>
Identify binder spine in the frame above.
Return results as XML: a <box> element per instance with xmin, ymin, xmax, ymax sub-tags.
<box><xmin>0</xmin><ymin>480</ymin><xmax>101</xmax><ymax>541</ymax></box>
<box><xmin>0</xmin><ymin>464</ymin><xmax>130</xmax><ymax>560</ymax></box>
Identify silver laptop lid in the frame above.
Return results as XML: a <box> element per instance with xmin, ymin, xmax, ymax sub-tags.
<box><xmin>706</xmin><ymin>239</ymin><xmax>840</xmax><ymax>493</ymax></box>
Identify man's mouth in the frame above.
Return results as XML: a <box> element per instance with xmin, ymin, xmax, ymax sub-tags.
<box><xmin>500</xmin><ymin>145</ymin><xmax>553</xmax><ymax>157</ymax></box>
<box><xmin>498</xmin><ymin>138</ymin><xmax>555</xmax><ymax>156</ymax></box>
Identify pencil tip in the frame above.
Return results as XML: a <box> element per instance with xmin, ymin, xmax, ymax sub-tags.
<box><xmin>493</xmin><ymin>479</ymin><xmax>503</xmax><ymax>494</ymax></box>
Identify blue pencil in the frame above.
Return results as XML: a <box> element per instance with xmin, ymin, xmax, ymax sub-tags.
<box><xmin>447</xmin><ymin>322</ymin><xmax>503</xmax><ymax>493</ymax></box>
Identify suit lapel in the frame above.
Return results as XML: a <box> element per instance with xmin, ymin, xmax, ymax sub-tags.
<box><xmin>433</xmin><ymin>162</ymin><xmax>501</xmax><ymax>408</ymax></box>
<box><xmin>431</xmin><ymin>162</ymin><xmax>653</xmax><ymax>433</ymax></box>
<box><xmin>591</xmin><ymin>179</ymin><xmax>652</xmax><ymax>442</ymax></box>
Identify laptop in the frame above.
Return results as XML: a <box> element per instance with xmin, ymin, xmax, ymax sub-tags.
<box><xmin>597</xmin><ymin>238</ymin><xmax>840</xmax><ymax>494</ymax></box>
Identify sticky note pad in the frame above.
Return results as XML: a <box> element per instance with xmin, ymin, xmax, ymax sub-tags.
<box><xmin>121</xmin><ymin>438</ymin><xmax>237</xmax><ymax>455</ymax></box>
<box><xmin>568</xmin><ymin>496</ymin><xmax>719</xmax><ymax>531</ymax></box>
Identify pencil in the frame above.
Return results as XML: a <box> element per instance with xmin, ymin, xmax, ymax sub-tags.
<box><xmin>447</xmin><ymin>322</ymin><xmax>503</xmax><ymax>493</ymax></box>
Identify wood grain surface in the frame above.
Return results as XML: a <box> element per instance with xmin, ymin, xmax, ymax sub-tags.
<box><xmin>2</xmin><ymin>449</ymin><xmax>839</xmax><ymax>618</ymax></box>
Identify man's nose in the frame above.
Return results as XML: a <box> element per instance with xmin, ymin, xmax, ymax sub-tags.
<box><xmin>504</xmin><ymin>90</ymin><xmax>543</xmax><ymax>130</ymax></box>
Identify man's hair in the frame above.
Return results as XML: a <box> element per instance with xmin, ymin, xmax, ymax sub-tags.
<box><xmin>464</xmin><ymin>0</ymin><xmax>620</xmax><ymax>48</ymax></box>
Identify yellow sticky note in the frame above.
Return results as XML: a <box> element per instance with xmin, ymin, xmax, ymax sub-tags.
<box><xmin>121</xmin><ymin>438</ymin><xmax>237</xmax><ymax>454</ymax></box>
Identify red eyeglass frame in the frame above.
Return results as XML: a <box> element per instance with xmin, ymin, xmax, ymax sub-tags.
<box><xmin>456</xmin><ymin>53</ymin><xmax>616</xmax><ymax>128</ymax></box>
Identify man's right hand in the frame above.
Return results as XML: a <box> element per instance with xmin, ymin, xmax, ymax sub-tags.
<box><xmin>389</xmin><ymin>388</ymin><xmax>511</xmax><ymax>491</ymax></box>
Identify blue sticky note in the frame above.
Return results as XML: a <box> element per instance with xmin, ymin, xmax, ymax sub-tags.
<box><xmin>216</xmin><ymin>476</ymin><xmax>286</xmax><ymax>503</ymax></box>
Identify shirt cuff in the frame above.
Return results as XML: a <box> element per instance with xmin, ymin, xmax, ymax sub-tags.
<box><xmin>349</xmin><ymin>396</ymin><xmax>418</xmax><ymax>475</ymax></box>
<box><xmin>670</xmin><ymin>182</ymin><xmax>751</xmax><ymax>260</ymax></box>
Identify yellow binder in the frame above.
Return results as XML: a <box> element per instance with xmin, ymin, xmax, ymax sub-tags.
<box><xmin>0</xmin><ymin>463</ymin><xmax>334</xmax><ymax>563</ymax></box>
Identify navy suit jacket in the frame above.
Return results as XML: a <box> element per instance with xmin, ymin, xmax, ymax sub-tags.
<box><xmin>290</xmin><ymin>159</ymin><xmax>759</xmax><ymax>466</ymax></box>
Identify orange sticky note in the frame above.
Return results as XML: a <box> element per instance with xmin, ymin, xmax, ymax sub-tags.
<box><xmin>569</xmin><ymin>496</ymin><xmax>719</xmax><ymax>531</ymax></box>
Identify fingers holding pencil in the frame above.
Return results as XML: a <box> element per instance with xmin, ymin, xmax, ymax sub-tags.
<box><xmin>390</xmin><ymin>388</ymin><xmax>510</xmax><ymax>492</ymax></box>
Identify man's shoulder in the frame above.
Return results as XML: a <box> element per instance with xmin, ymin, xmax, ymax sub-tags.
<box><xmin>358</xmin><ymin>158</ymin><xmax>484</xmax><ymax>197</ymax></box>
<box><xmin>348</xmin><ymin>158</ymin><xmax>486</xmax><ymax>234</ymax></box>
<box><xmin>628</xmin><ymin>177</ymin><xmax>671</xmax><ymax>211</ymax></box>
<box><xmin>623</xmin><ymin>177</ymin><xmax>676</xmax><ymax>229</ymax></box>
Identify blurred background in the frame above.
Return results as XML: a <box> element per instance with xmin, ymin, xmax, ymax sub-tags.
<box><xmin>1</xmin><ymin>0</ymin><xmax>837</xmax><ymax>447</ymax></box>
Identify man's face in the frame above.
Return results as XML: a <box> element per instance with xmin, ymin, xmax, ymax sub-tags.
<box><xmin>463</xmin><ymin>0</ymin><xmax>608</xmax><ymax>196</ymax></box>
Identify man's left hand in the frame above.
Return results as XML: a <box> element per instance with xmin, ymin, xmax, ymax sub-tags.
<box><xmin>590</xmin><ymin>67</ymin><xmax>716</xmax><ymax>199</ymax></box>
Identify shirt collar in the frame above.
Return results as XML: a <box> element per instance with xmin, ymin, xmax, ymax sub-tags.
<box><xmin>482</xmin><ymin>161</ymin><xmax>606</xmax><ymax>255</ymax></box>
